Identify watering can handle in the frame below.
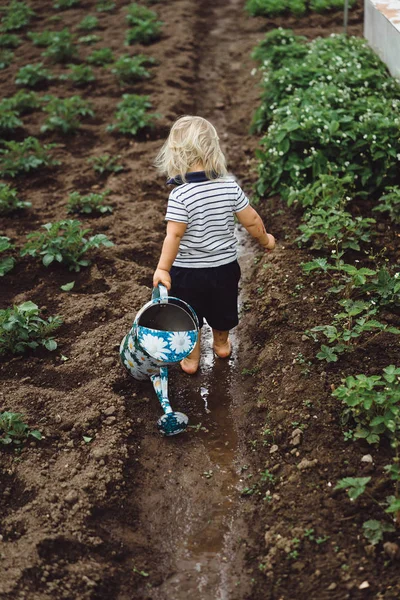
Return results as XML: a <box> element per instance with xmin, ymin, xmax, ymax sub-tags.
<box><xmin>152</xmin><ymin>284</ymin><xmax>168</xmax><ymax>304</ymax></box>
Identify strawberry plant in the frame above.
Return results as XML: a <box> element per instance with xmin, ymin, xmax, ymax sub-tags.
<box><xmin>15</xmin><ymin>63</ymin><xmax>54</xmax><ymax>87</ymax></box>
<box><xmin>332</xmin><ymin>365</ymin><xmax>400</xmax><ymax>444</ymax></box>
<box><xmin>0</xmin><ymin>237</ymin><xmax>15</xmax><ymax>276</ymax></box>
<box><xmin>21</xmin><ymin>219</ymin><xmax>114</xmax><ymax>271</ymax></box>
<box><xmin>86</xmin><ymin>46</ymin><xmax>114</xmax><ymax>65</ymax></box>
<box><xmin>0</xmin><ymin>183</ymin><xmax>31</xmax><ymax>215</ymax></box>
<box><xmin>87</xmin><ymin>153</ymin><xmax>123</xmax><ymax>175</ymax></box>
<box><xmin>41</xmin><ymin>95</ymin><xmax>94</xmax><ymax>134</ymax></box>
<box><xmin>251</xmin><ymin>28</ymin><xmax>307</xmax><ymax>68</ymax></box>
<box><xmin>111</xmin><ymin>54</ymin><xmax>154</xmax><ymax>83</ymax></box>
<box><xmin>307</xmin><ymin>299</ymin><xmax>400</xmax><ymax>362</ymax></box>
<box><xmin>107</xmin><ymin>94</ymin><xmax>159</xmax><ymax>136</ymax></box>
<box><xmin>0</xmin><ymin>1</ymin><xmax>35</xmax><ymax>32</ymax></box>
<box><xmin>0</xmin><ymin>137</ymin><xmax>60</xmax><ymax>178</ymax></box>
<box><xmin>0</xmin><ymin>412</ymin><xmax>42</xmax><ymax>445</ymax></box>
<box><xmin>0</xmin><ymin>33</ymin><xmax>20</xmax><ymax>47</ymax></box>
<box><xmin>373</xmin><ymin>186</ymin><xmax>400</xmax><ymax>224</ymax></box>
<box><xmin>77</xmin><ymin>15</ymin><xmax>99</xmax><ymax>31</ymax></box>
<box><xmin>41</xmin><ymin>29</ymin><xmax>77</xmax><ymax>62</ymax></box>
<box><xmin>297</xmin><ymin>206</ymin><xmax>375</xmax><ymax>252</ymax></box>
<box><xmin>245</xmin><ymin>0</ymin><xmax>306</xmax><ymax>17</ymax></box>
<box><xmin>0</xmin><ymin>301</ymin><xmax>62</xmax><ymax>355</ymax></box>
<box><xmin>60</xmin><ymin>64</ymin><xmax>96</xmax><ymax>86</ymax></box>
<box><xmin>67</xmin><ymin>190</ymin><xmax>112</xmax><ymax>215</ymax></box>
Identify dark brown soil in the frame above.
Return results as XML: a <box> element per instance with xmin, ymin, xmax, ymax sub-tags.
<box><xmin>1</xmin><ymin>1</ymin><xmax>400</xmax><ymax>599</ymax></box>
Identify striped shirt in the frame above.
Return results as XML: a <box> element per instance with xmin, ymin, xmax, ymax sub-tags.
<box><xmin>165</xmin><ymin>172</ymin><xmax>249</xmax><ymax>268</ymax></box>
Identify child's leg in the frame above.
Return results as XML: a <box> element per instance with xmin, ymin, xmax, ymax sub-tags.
<box><xmin>180</xmin><ymin>330</ymin><xmax>201</xmax><ymax>374</ymax></box>
<box><xmin>212</xmin><ymin>329</ymin><xmax>231</xmax><ymax>358</ymax></box>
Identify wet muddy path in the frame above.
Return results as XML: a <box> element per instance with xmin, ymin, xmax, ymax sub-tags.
<box><xmin>102</xmin><ymin>1</ymin><xmax>264</xmax><ymax>598</ymax></box>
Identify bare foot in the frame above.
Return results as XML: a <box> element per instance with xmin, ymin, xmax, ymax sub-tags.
<box><xmin>213</xmin><ymin>337</ymin><xmax>231</xmax><ymax>358</ymax></box>
<box><xmin>180</xmin><ymin>356</ymin><xmax>200</xmax><ymax>374</ymax></box>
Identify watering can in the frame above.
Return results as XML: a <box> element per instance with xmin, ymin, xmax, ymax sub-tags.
<box><xmin>120</xmin><ymin>285</ymin><xmax>199</xmax><ymax>436</ymax></box>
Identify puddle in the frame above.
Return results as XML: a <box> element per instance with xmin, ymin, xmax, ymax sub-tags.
<box><xmin>151</xmin><ymin>226</ymin><xmax>253</xmax><ymax>599</ymax></box>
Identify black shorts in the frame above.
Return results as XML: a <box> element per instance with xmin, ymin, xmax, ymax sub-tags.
<box><xmin>170</xmin><ymin>260</ymin><xmax>241</xmax><ymax>330</ymax></box>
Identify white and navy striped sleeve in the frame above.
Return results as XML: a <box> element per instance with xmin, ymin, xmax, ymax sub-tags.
<box><xmin>234</xmin><ymin>183</ymin><xmax>250</xmax><ymax>213</ymax></box>
<box><xmin>165</xmin><ymin>190</ymin><xmax>188</xmax><ymax>223</ymax></box>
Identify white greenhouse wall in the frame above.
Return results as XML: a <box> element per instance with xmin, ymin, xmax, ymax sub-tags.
<box><xmin>364</xmin><ymin>0</ymin><xmax>400</xmax><ymax>79</ymax></box>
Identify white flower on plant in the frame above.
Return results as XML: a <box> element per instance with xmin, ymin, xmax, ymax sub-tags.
<box><xmin>169</xmin><ymin>331</ymin><xmax>193</xmax><ymax>355</ymax></box>
<box><xmin>128</xmin><ymin>337</ymin><xmax>135</xmax><ymax>352</ymax></box>
<box><xmin>141</xmin><ymin>333</ymin><xmax>170</xmax><ymax>361</ymax></box>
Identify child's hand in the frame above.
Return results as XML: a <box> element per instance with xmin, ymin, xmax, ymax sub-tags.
<box><xmin>153</xmin><ymin>268</ymin><xmax>171</xmax><ymax>290</ymax></box>
<box><xmin>263</xmin><ymin>233</ymin><xmax>276</xmax><ymax>253</ymax></box>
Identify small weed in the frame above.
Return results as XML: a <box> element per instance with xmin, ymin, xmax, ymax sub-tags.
<box><xmin>241</xmin><ymin>367</ymin><xmax>259</xmax><ymax>376</ymax></box>
<box><xmin>187</xmin><ymin>423</ymin><xmax>209</xmax><ymax>433</ymax></box>
<box><xmin>202</xmin><ymin>470</ymin><xmax>213</xmax><ymax>479</ymax></box>
<box><xmin>132</xmin><ymin>566</ymin><xmax>149</xmax><ymax>577</ymax></box>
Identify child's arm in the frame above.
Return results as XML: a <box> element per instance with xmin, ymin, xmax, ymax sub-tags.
<box><xmin>153</xmin><ymin>220</ymin><xmax>187</xmax><ymax>290</ymax></box>
<box><xmin>236</xmin><ymin>206</ymin><xmax>275</xmax><ymax>251</ymax></box>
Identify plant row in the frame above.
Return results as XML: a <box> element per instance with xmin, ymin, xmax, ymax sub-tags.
<box><xmin>245</xmin><ymin>0</ymin><xmax>357</xmax><ymax>18</ymax></box>
<box><xmin>251</xmin><ymin>29</ymin><xmax>400</xmax><ymax>548</ymax></box>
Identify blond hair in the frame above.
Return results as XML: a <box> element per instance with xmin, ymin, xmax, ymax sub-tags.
<box><xmin>154</xmin><ymin>115</ymin><xmax>228</xmax><ymax>182</ymax></box>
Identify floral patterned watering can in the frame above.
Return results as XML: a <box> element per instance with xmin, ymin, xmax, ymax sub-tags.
<box><xmin>120</xmin><ymin>285</ymin><xmax>199</xmax><ymax>436</ymax></box>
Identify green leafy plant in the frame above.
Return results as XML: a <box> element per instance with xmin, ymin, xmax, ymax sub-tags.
<box><xmin>245</xmin><ymin>0</ymin><xmax>306</xmax><ymax>17</ymax></box>
<box><xmin>0</xmin><ymin>101</ymin><xmax>22</xmax><ymax>134</ymax></box>
<box><xmin>41</xmin><ymin>29</ymin><xmax>77</xmax><ymax>62</ymax></box>
<box><xmin>111</xmin><ymin>54</ymin><xmax>155</xmax><ymax>83</ymax></box>
<box><xmin>362</xmin><ymin>520</ymin><xmax>396</xmax><ymax>545</ymax></box>
<box><xmin>77</xmin><ymin>15</ymin><xmax>99</xmax><ymax>30</ymax></box>
<box><xmin>107</xmin><ymin>94</ymin><xmax>159</xmax><ymax>135</ymax></box>
<box><xmin>308</xmin><ymin>300</ymin><xmax>400</xmax><ymax>363</ymax></box>
<box><xmin>310</xmin><ymin>0</ymin><xmax>356</xmax><ymax>12</ymax></box>
<box><xmin>332</xmin><ymin>365</ymin><xmax>400</xmax><ymax>444</ymax></box>
<box><xmin>86</xmin><ymin>47</ymin><xmax>114</xmax><ymax>65</ymax></box>
<box><xmin>60</xmin><ymin>64</ymin><xmax>96</xmax><ymax>86</ymax></box>
<box><xmin>27</xmin><ymin>30</ymin><xmax>57</xmax><ymax>46</ymax></box>
<box><xmin>41</xmin><ymin>95</ymin><xmax>94</xmax><ymax>134</ymax></box>
<box><xmin>0</xmin><ymin>237</ymin><xmax>15</xmax><ymax>276</ymax></box>
<box><xmin>373</xmin><ymin>186</ymin><xmax>400</xmax><ymax>224</ymax></box>
<box><xmin>0</xmin><ymin>183</ymin><xmax>31</xmax><ymax>215</ymax></box>
<box><xmin>124</xmin><ymin>4</ymin><xmax>162</xmax><ymax>45</ymax></box>
<box><xmin>15</xmin><ymin>63</ymin><xmax>54</xmax><ymax>87</ymax></box>
<box><xmin>0</xmin><ymin>301</ymin><xmax>62</xmax><ymax>355</ymax></box>
<box><xmin>0</xmin><ymin>33</ymin><xmax>20</xmax><ymax>47</ymax></box>
<box><xmin>0</xmin><ymin>137</ymin><xmax>59</xmax><ymax>178</ymax></box>
<box><xmin>0</xmin><ymin>49</ymin><xmax>13</xmax><ymax>69</ymax></box>
<box><xmin>335</xmin><ymin>476</ymin><xmax>371</xmax><ymax>500</ymax></box>
<box><xmin>96</xmin><ymin>0</ymin><xmax>116</xmax><ymax>11</ymax></box>
<box><xmin>0</xmin><ymin>1</ymin><xmax>35</xmax><ymax>32</ymax></box>
<box><xmin>53</xmin><ymin>0</ymin><xmax>80</xmax><ymax>9</ymax></box>
<box><xmin>251</xmin><ymin>28</ymin><xmax>307</xmax><ymax>68</ymax></box>
<box><xmin>3</xmin><ymin>89</ymin><xmax>40</xmax><ymax>113</ymax></box>
<box><xmin>0</xmin><ymin>412</ymin><xmax>42</xmax><ymax>445</ymax></box>
<box><xmin>297</xmin><ymin>205</ymin><xmax>375</xmax><ymax>252</ymax></box>
<box><xmin>78</xmin><ymin>34</ymin><xmax>101</xmax><ymax>45</ymax></box>
<box><xmin>21</xmin><ymin>219</ymin><xmax>114</xmax><ymax>271</ymax></box>
<box><xmin>67</xmin><ymin>190</ymin><xmax>112</xmax><ymax>214</ymax></box>
<box><xmin>87</xmin><ymin>153</ymin><xmax>124</xmax><ymax>175</ymax></box>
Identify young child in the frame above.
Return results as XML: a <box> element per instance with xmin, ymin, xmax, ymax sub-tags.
<box><xmin>153</xmin><ymin>115</ymin><xmax>275</xmax><ymax>374</ymax></box>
